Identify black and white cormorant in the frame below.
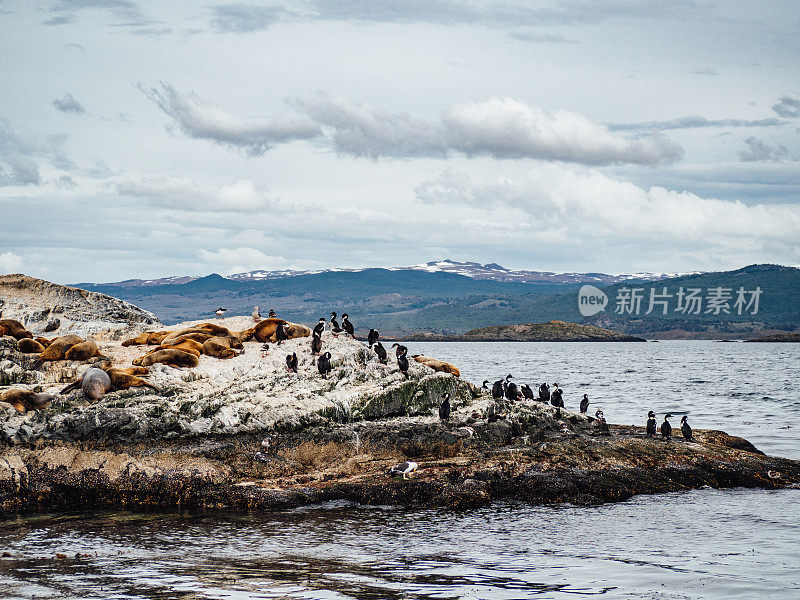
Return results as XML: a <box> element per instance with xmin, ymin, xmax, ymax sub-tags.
<box><xmin>520</xmin><ymin>384</ymin><xmax>535</xmax><ymax>400</ymax></box>
<box><xmin>538</xmin><ymin>383</ymin><xmax>550</xmax><ymax>403</ymax></box>
<box><xmin>439</xmin><ymin>393</ymin><xmax>451</xmax><ymax>423</ymax></box>
<box><xmin>661</xmin><ymin>413</ymin><xmax>673</xmax><ymax>439</ymax></box>
<box><xmin>368</xmin><ymin>328</ymin><xmax>379</xmax><ymax>347</ymax></box>
<box><xmin>286</xmin><ymin>352</ymin><xmax>298</xmax><ymax>372</ymax></box>
<box><xmin>373</xmin><ymin>341</ymin><xmax>388</xmax><ymax>364</ymax></box>
<box><xmin>646</xmin><ymin>411</ymin><xmax>657</xmax><ymax>437</ymax></box>
<box><xmin>550</xmin><ymin>384</ymin><xmax>564</xmax><ymax>408</ymax></box>
<box><xmin>387</xmin><ymin>461</ymin><xmax>418</xmax><ymax>480</ymax></box>
<box><xmin>491</xmin><ymin>379</ymin><xmax>505</xmax><ymax>400</ymax></box>
<box><xmin>317</xmin><ymin>352</ymin><xmax>332</xmax><ymax>378</ymax></box>
<box><xmin>342</xmin><ymin>313</ymin><xmax>355</xmax><ymax>337</ymax></box>
<box><xmin>481</xmin><ymin>380</ymin><xmax>490</xmax><ymax>392</ymax></box>
<box><xmin>504</xmin><ymin>374</ymin><xmax>520</xmax><ymax>402</ymax></box>
<box><xmin>580</xmin><ymin>394</ymin><xmax>589</xmax><ymax>414</ymax></box>
<box><xmin>311</xmin><ymin>332</ymin><xmax>323</xmax><ymax>356</ymax></box>
<box><xmin>313</xmin><ymin>318</ymin><xmax>326</xmax><ymax>338</ymax></box>
<box><xmin>390</xmin><ymin>343</ymin><xmax>408</xmax><ymax>358</ymax></box>
<box><xmin>330</xmin><ymin>312</ymin><xmax>343</xmax><ymax>337</ymax></box>
<box><xmin>397</xmin><ymin>349</ymin><xmax>409</xmax><ymax>378</ymax></box>
<box><xmin>275</xmin><ymin>323</ymin><xmax>288</xmax><ymax>345</ymax></box>
<box><xmin>268</xmin><ymin>309</ymin><xmax>277</xmax><ymax>318</ymax></box>
<box><xmin>681</xmin><ymin>415</ymin><xmax>693</xmax><ymax>441</ymax></box>
<box><xmin>595</xmin><ymin>409</ymin><xmax>609</xmax><ymax>433</ymax></box>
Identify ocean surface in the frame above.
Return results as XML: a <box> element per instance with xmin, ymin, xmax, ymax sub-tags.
<box><xmin>1</xmin><ymin>341</ymin><xmax>798</xmax><ymax>599</ymax></box>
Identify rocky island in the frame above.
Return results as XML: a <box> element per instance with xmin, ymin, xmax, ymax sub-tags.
<box><xmin>405</xmin><ymin>320</ymin><xmax>647</xmax><ymax>342</ymax></box>
<box><xmin>0</xmin><ymin>277</ymin><xmax>797</xmax><ymax>513</ymax></box>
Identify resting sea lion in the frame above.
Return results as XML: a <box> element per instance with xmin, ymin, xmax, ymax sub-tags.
<box><xmin>159</xmin><ymin>331</ymin><xmax>214</xmax><ymax>346</ymax></box>
<box><xmin>0</xmin><ymin>319</ymin><xmax>33</xmax><ymax>340</ymax></box>
<box><xmin>253</xmin><ymin>318</ymin><xmax>287</xmax><ymax>342</ymax></box>
<box><xmin>133</xmin><ymin>348</ymin><xmax>199</xmax><ymax>368</ymax></box>
<box><xmin>64</xmin><ymin>339</ymin><xmax>105</xmax><ymax>361</ymax></box>
<box><xmin>18</xmin><ymin>338</ymin><xmax>46</xmax><ymax>354</ymax></box>
<box><xmin>38</xmin><ymin>334</ymin><xmax>84</xmax><ymax>362</ymax></box>
<box><xmin>105</xmin><ymin>367</ymin><xmax>158</xmax><ymax>393</ymax></box>
<box><xmin>149</xmin><ymin>338</ymin><xmax>204</xmax><ymax>356</ymax></box>
<box><xmin>35</xmin><ymin>337</ymin><xmax>52</xmax><ymax>347</ymax></box>
<box><xmin>411</xmin><ymin>355</ymin><xmax>461</xmax><ymax>377</ymax></box>
<box><xmin>94</xmin><ymin>361</ymin><xmax>151</xmax><ymax>377</ymax></box>
<box><xmin>60</xmin><ymin>367</ymin><xmax>111</xmax><ymax>401</ymax></box>
<box><xmin>192</xmin><ymin>322</ymin><xmax>232</xmax><ymax>336</ymax></box>
<box><xmin>122</xmin><ymin>331</ymin><xmax>172</xmax><ymax>346</ymax></box>
<box><xmin>236</xmin><ymin>327</ymin><xmax>256</xmax><ymax>342</ymax></box>
<box><xmin>0</xmin><ymin>388</ymin><xmax>55</xmax><ymax>412</ymax></box>
<box><xmin>202</xmin><ymin>335</ymin><xmax>244</xmax><ymax>359</ymax></box>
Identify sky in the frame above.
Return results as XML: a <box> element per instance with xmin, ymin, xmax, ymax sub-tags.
<box><xmin>0</xmin><ymin>0</ymin><xmax>799</xmax><ymax>283</ymax></box>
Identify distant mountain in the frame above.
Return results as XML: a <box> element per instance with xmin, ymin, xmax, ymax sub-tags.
<box><xmin>76</xmin><ymin>259</ymin><xmax>698</xmax><ymax>288</ymax></box>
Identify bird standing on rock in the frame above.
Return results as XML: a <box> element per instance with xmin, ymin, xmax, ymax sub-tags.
<box><xmin>252</xmin><ymin>306</ymin><xmax>261</xmax><ymax>321</ymax></box>
<box><xmin>373</xmin><ymin>341</ymin><xmax>388</xmax><ymax>364</ymax></box>
<box><xmin>397</xmin><ymin>349</ymin><xmax>409</xmax><ymax>378</ymax></box>
<box><xmin>646</xmin><ymin>411</ymin><xmax>657</xmax><ymax>437</ymax></box>
<box><xmin>595</xmin><ymin>409</ymin><xmax>609</xmax><ymax>433</ymax></box>
<box><xmin>538</xmin><ymin>383</ymin><xmax>550</xmax><ymax>403</ymax></box>
<box><xmin>681</xmin><ymin>415</ymin><xmax>693</xmax><ymax>441</ymax></box>
<box><xmin>661</xmin><ymin>414</ymin><xmax>673</xmax><ymax>439</ymax></box>
<box><xmin>313</xmin><ymin>318</ymin><xmax>326</xmax><ymax>337</ymax></box>
<box><xmin>580</xmin><ymin>394</ymin><xmax>589</xmax><ymax>414</ymax></box>
<box><xmin>286</xmin><ymin>352</ymin><xmax>298</xmax><ymax>373</ymax></box>
<box><xmin>342</xmin><ymin>313</ymin><xmax>355</xmax><ymax>337</ymax></box>
<box><xmin>491</xmin><ymin>379</ymin><xmax>505</xmax><ymax>400</ymax></box>
<box><xmin>215</xmin><ymin>308</ymin><xmax>227</xmax><ymax>319</ymax></box>
<box><xmin>550</xmin><ymin>384</ymin><xmax>564</xmax><ymax>408</ymax></box>
<box><xmin>368</xmin><ymin>328</ymin><xmax>379</xmax><ymax>347</ymax></box>
<box><xmin>387</xmin><ymin>461</ymin><xmax>418</xmax><ymax>480</ymax></box>
<box><xmin>275</xmin><ymin>323</ymin><xmax>288</xmax><ymax>345</ymax></box>
<box><xmin>317</xmin><ymin>352</ymin><xmax>332</xmax><ymax>378</ymax></box>
<box><xmin>310</xmin><ymin>333</ymin><xmax>322</xmax><ymax>357</ymax></box>
<box><xmin>439</xmin><ymin>393</ymin><xmax>451</xmax><ymax>423</ymax></box>
<box><xmin>520</xmin><ymin>384</ymin><xmax>534</xmax><ymax>400</ymax></box>
<box><xmin>268</xmin><ymin>309</ymin><xmax>276</xmax><ymax>318</ymax></box>
<box><xmin>330</xmin><ymin>312</ymin><xmax>343</xmax><ymax>337</ymax></box>
<box><xmin>504</xmin><ymin>374</ymin><xmax>520</xmax><ymax>402</ymax></box>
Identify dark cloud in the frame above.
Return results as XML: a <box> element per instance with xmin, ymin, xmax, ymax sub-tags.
<box><xmin>609</xmin><ymin>116</ymin><xmax>785</xmax><ymax>131</ymax></box>
<box><xmin>52</xmin><ymin>92</ymin><xmax>85</xmax><ymax>114</ymax></box>
<box><xmin>139</xmin><ymin>82</ymin><xmax>322</xmax><ymax>155</ymax></box>
<box><xmin>41</xmin><ymin>14</ymin><xmax>76</xmax><ymax>25</ymax></box>
<box><xmin>64</xmin><ymin>42</ymin><xmax>86</xmax><ymax>51</ymax></box>
<box><xmin>0</xmin><ymin>156</ymin><xmax>41</xmax><ymax>186</ymax></box>
<box><xmin>738</xmin><ymin>136</ymin><xmax>792</xmax><ymax>162</ymax></box>
<box><xmin>294</xmin><ymin>94</ymin><xmax>683</xmax><ymax>166</ymax></box>
<box><xmin>0</xmin><ymin>119</ymin><xmax>74</xmax><ymax>185</ymax></box>
<box><xmin>209</xmin><ymin>3</ymin><xmax>285</xmax><ymax>32</ymax></box>
<box><xmin>507</xmin><ymin>31</ymin><xmax>577</xmax><ymax>44</ymax></box>
<box><xmin>772</xmin><ymin>96</ymin><xmax>800</xmax><ymax>118</ymax></box>
<box><xmin>43</xmin><ymin>0</ymin><xmax>155</xmax><ymax>30</ymax></box>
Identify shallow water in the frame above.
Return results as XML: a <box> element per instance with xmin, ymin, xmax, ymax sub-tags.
<box><xmin>1</xmin><ymin>341</ymin><xmax>799</xmax><ymax>599</ymax></box>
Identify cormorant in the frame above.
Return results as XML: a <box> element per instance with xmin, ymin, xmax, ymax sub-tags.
<box><xmin>397</xmin><ymin>350</ymin><xmax>409</xmax><ymax>378</ymax></box>
<box><xmin>330</xmin><ymin>312</ymin><xmax>343</xmax><ymax>337</ymax></box>
<box><xmin>373</xmin><ymin>341</ymin><xmax>388</xmax><ymax>364</ymax></box>
<box><xmin>681</xmin><ymin>415</ymin><xmax>693</xmax><ymax>441</ymax></box>
<box><xmin>595</xmin><ymin>409</ymin><xmax>609</xmax><ymax>433</ymax></box>
<box><xmin>481</xmin><ymin>380</ymin><xmax>490</xmax><ymax>391</ymax></box>
<box><xmin>538</xmin><ymin>383</ymin><xmax>550</xmax><ymax>403</ymax></box>
<box><xmin>252</xmin><ymin>306</ymin><xmax>261</xmax><ymax>321</ymax></box>
<box><xmin>661</xmin><ymin>414</ymin><xmax>673</xmax><ymax>439</ymax></box>
<box><xmin>275</xmin><ymin>323</ymin><xmax>288</xmax><ymax>345</ymax></box>
<box><xmin>520</xmin><ymin>384</ymin><xmax>535</xmax><ymax>400</ymax></box>
<box><xmin>215</xmin><ymin>307</ymin><xmax>227</xmax><ymax>319</ymax></box>
<box><xmin>646</xmin><ymin>411</ymin><xmax>657</xmax><ymax>437</ymax></box>
<box><xmin>391</xmin><ymin>343</ymin><xmax>408</xmax><ymax>358</ymax></box>
<box><xmin>286</xmin><ymin>352</ymin><xmax>298</xmax><ymax>372</ymax></box>
<box><xmin>268</xmin><ymin>309</ymin><xmax>276</xmax><ymax>318</ymax></box>
<box><xmin>551</xmin><ymin>384</ymin><xmax>564</xmax><ymax>408</ymax></box>
<box><xmin>342</xmin><ymin>313</ymin><xmax>355</xmax><ymax>336</ymax></box>
<box><xmin>313</xmin><ymin>318</ymin><xmax>326</xmax><ymax>338</ymax></box>
<box><xmin>260</xmin><ymin>343</ymin><xmax>270</xmax><ymax>357</ymax></box>
<box><xmin>504</xmin><ymin>374</ymin><xmax>519</xmax><ymax>402</ymax></box>
<box><xmin>311</xmin><ymin>333</ymin><xmax>322</xmax><ymax>356</ymax></box>
<box><xmin>387</xmin><ymin>461</ymin><xmax>418</xmax><ymax>480</ymax></box>
<box><xmin>368</xmin><ymin>328</ymin><xmax>379</xmax><ymax>347</ymax></box>
<box><xmin>439</xmin><ymin>393</ymin><xmax>451</xmax><ymax>423</ymax></box>
<box><xmin>491</xmin><ymin>379</ymin><xmax>505</xmax><ymax>400</ymax></box>
<box><xmin>317</xmin><ymin>352</ymin><xmax>332</xmax><ymax>378</ymax></box>
<box><xmin>580</xmin><ymin>394</ymin><xmax>589</xmax><ymax>414</ymax></box>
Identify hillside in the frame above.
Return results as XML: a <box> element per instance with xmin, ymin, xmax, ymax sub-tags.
<box><xmin>405</xmin><ymin>321</ymin><xmax>646</xmax><ymax>342</ymax></box>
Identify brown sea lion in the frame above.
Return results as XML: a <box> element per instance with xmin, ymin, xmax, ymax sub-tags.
<box><xmin>94</xmin><ymin>361</ymin><xmax>150</xmax><ymax>377</ymax></box>
<box><xmin>202</xmin><ymin>335</ymin><xmax>244</xmax><ymax>359</ymax></box>
<box><xmin>61</xmin><ymin>367</ymin><xmax>112</xmax><ymax>401</ymax></box>
<box><xmin>253</xmin><ymin>318</ymin><xmax>286</xmax><ymax>342</ymax></box>
<box><xmin>411</xmin><ymin>355</ymin><xmax>461</xmax><ymax>377</ymax></box>
<box><xmin>133</xmin><ymin>348</ymin><xmax>199</xmax><ymax>368</ymax></box>
<box><xmin>35</xmin><ymin>337</ymin><xmax>52</xmax><ymax>347</ymax></box>
<box><xmin>158</xmin><ymin>331</ymin><xmax>214</xmax><ymax>346</ymax></box>
<box><xmin>235</xmin><ymin>327</ymin><xmax>256</xmax><ymax>342</ymax></box>
<box><xmin>149</xmin><ymin>338</ymin><xmax>204</xmax><ymax>356</ymax></box>
<box><xmin>18</xmin><ymin>338</ymin><xmax>46</xmax><ymax>354</ymax></box>
<box><xmin>104</xmin><ymin>368</ymin><xmax>159</xmax><ymax>393</ymax></box>
<box><xmin>0</xmin><ymin>319</ymin><xmax>33</xmax><ymax>340</ymax></box>
<box><xmin>38</xmin><ymin>334</ymin><xmax>84</xmax><ymax>362</ymax></box>
<box><xmin>64</xmin><ymin>339</ymin><xmax>105</xmax><ymax>361</ymax></box>
<box><xmin>121</xmin><ymin>331</ymin><xmax>172</xmax><ymax>346</ymax></box>
<box><xmin>0</xmin><ymin>388</ymin><xmax>55</xmax><ymax>412</ymax></box>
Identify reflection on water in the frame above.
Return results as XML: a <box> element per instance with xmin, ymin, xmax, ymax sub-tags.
<box><xmin>1</xmin><ymin>342</ymin><xmax>798</xmax><ymax>599</ymax></box>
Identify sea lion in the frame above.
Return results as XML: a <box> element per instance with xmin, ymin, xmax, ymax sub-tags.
<box><xmin>192</xmin><ymin>322</ymin><xmax>232</xmax><ymax>336</ymax></box>
<box><xmin>35</xmin><ymin>337</ymin><xmax>52</xmax><ymax>347</ymax></box>
<box><xmin>411</xmin><ymin>355</ymin><xmax>461</xmax><ymax>377</ymax></box>
<box><xmin>61</xmin><ymin>367</ymin><xmax>112</xmax><ymax>401</ymax></box>
<box><xmin>235</xmin><ymin>327</ymin><xmax>256</xmax><ymax>342</ymax></box>
<box><xmin>0</xmin><ymin>388</ymin><xmax>55</xmax><ymax>412</ymax></box>
<box><xmin>122</xmin><ymin>331</ymin><xmax>172</xmax><ymax>346</ymax></box>
<box><xmin>202</xmin><ymin>335</ymin><xmax>244</xmax><ymax>359</ymax></box>
<box><xmin>133</xmin><ymin>348</ymin><xmax>199</xmax><ymax>368</ymax></box>
<box><xmin>17</xmin><ymin>338</ymin><xmax>46</xmax><ymax>354</ymax></box>
<box><xmin>149</xmin><ymin>338</ymin><xmax>204</xmax><ymax>356</ymax></box>
<box><xmin>64</xmin><ymin>339</ymin><xmax>104</xmax><ymax>362</ymax></box>
<box><xmin>253</xmin><ymin>319</ymin><xmax>310</xmax><ymax>343</ymax></box>
<box><xmin>38</xmin><ymin>334</ymin><xmax>84</xmax><ymax>362</ymax></box>
<box><xmin>0</xmin><ymin>319</ymin><xmax>33</xmax><ymax>340</ymax></box>
<box><xmin>104</xmin><ymin>367</ymin><xmax>159</xmax><ymax>393</ymax></box>
<box><xmin>158</xmin><ymin>331</ymin><xmax>214</xmax><ymax>346</ymax></box>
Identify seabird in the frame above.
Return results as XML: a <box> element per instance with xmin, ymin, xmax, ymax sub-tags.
<box><xmin>391</xmin><ymin>343</ymin><xmax>408</xmax><ymax>358</ymax></box>
<box><xmin>397</xmin><ymin>349</ymin><xmax>409</xmax><ymax>378</ymax></box>
<box><xmin>373</xmin><ymin>341</ymin><xmax>388</xmax><ymax>364</ymax></box>
<box><xmin>313</xmin><ymin>318</ymin><xmax>326</xmax><ymax>338</ymax></box>
<box><xmin>504</xmin><ymin>374</ymin><xmax>520</xmax><ymax>402</ymax></box>
<box><xmin>491</xmin><ymin>379</ymin><xmax>505</xmax><ymax>400</ymax></box>
<box><xmin>286</xmin><ymin>352</ymin><xmax>298</xmax><ymax>373</ymax></box>
<box><xmin>330</xmin><ymin>312</ymin><xmax>343</xmax><ymax>337</ymax></box>
<box><xmin>661</xmin><ymin>414</ymin><xmax>673</xmax><ymax>439</ymax></box>
<box><xmin>368</xmin><ymin>328</ymin><xmax>379</xmax><ymax>347</ymax></box>
<box><xmin>550</xmin><ymin>384</ymin><xmax>564</xmax><ymax>408</ymax></box>
<box><xmin>317</xmin><ymin>352</ymin><xmax>332</xmax><ymax>378</ymax></box>
<box><xmin>387</xmin><ymin>461</ymin><xmax>418</xmax><ymax>480</ymax></box>
<box><xmin>538</xmin><ymin>383</ymin><xmax>550</xmax><ymax>403</ymax></box>
<box><xmin>260</xmin><ymin>343</ymin><xmax>270</xmax><ymax>357</ymax></box>
<box><xmin>681</xmin><ymin>415</ymin><xmax>693</xmax><ymax>441</ymax></box>
<box><xmin>595</xmin><ymin>409</ymin><xmax>609</xmax><ymax>433</ymax></box>
<box><xmin>646</xmin><ymin>411</ymin><xmax>657</xmax><ymax>437</ymax></box>
<box><xmin>311</xmin><ymin>332</ymin><xmax>323</xmax><ymax>356</ymax></box>
<box><xmin>342</xmin><ymin>313</ymin><xmax>355</xmax><ymax>337</ymax></box>
<box><xmin>215</xmin><ymin>307</ymin><xmax>227</xmax><ymax>319</ymax></box>
<box><xmin>481</xmin><ymin>380</ymin><xmax>490</xmax><ymax>391</ymax></box>
<box><xmin>439</xmin><ymin>393</ymin><xmax>451</xmax><ymax>423</ymax></box>
<box><xmin>275</xmin><ymin>323</ymin><xmax>288</xmax><ymax>345</ymax></box>
<box><xmin>580</xmin><ymin>394</ymin><xmax>589</xmax><ymax>414</ymax></box>
<box><xmin>252</xmin><ymin>306</ymin><xmax>261</xmax><ymax>321</ymax></box>
<box><xmin>268</xmin><ymin>309</ymin><xmax>277</xmax><ymax>318</ymax></box>
<box><xmin>520</xmin><ymin>384</ymin><xmax>535</xmax><ymax>400</ymax></box>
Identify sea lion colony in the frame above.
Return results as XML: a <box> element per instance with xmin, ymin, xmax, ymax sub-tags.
<box><xmin>0</xmin><ymin>314</ymin><xmax>461</xmax><ymax>414</ymax></box>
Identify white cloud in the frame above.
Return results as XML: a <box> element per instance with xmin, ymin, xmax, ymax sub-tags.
<box><xmin>116</xmin><ymin>177</ymin><xmax>273</xmax><ymax>212</ymax></box>
<box><xmin>0</xmin><ymin>252</ymin><xmax>24</xmax><ymax>274</ymax></box>
<box><xmin>198</xmin><ymin>247</ymin><xmax>289</xmax><ymax>274</ymax></box>
<box><xmin>140</xmin><ymin>82</ymin><xmax>322</xmax><ymax>155</ymax></box>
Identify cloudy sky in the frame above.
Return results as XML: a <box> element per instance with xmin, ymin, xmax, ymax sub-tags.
<box><xmin>1</xmin><ymin>0</ymin><xmax>799</xmax><ymax>283</ymax></box>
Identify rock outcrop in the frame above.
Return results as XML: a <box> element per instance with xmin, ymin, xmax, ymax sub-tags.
<box><xmin>405</xmin><ymin>321</ymin><xmax>646</xmax><ymax>342</ymax></box>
